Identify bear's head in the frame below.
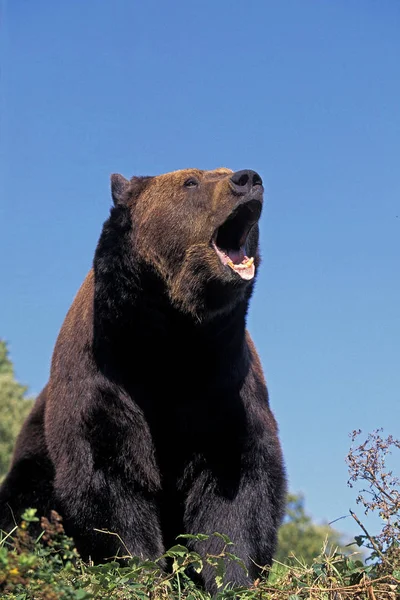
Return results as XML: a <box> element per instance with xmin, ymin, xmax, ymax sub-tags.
<box><xmin>106</xmin><ymin>168</ymin><xmax>264</xmax><ymax>319</ymax></box>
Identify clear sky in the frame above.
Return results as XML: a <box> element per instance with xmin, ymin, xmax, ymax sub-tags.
<box><xmin>1</xmin><ymin>1</ymin><xmax>399</xmax><ymax>541</ymax></box>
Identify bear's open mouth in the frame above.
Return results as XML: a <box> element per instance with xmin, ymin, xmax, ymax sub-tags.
<box><xmin>212</xmin><ymin>199</ymin><xmax>262</xmax><ymax>281</ymax></box>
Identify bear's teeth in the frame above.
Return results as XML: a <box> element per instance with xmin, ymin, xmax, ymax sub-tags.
<box><xmin>235</xmin><ymin>257</ymin><xmax>254</xmax><ymax>269</ymax></box>
<box><xmin>227</xmin><ymin>256</ymin><xmax>254</xmax><ymax>270</ymax></box>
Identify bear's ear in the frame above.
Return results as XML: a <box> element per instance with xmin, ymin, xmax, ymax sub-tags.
<box><xmin>110</xmin><ymin>173</ymin><xmax>130</xmax><ymax>206</ymax></box>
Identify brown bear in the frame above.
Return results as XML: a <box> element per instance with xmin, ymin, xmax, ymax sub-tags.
<box><xmin>0</xmin><ymin>168</ymin><xmax>286</xmax><ymax>593</ymax></box>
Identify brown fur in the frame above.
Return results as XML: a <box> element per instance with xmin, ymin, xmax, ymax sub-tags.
<box><xmin>0</xmin><ymin>168</ymin><xmax>286</xmax><ymax>594</ymax></box>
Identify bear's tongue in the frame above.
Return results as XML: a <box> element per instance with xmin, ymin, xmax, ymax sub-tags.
<box><xmin>227</xmin><ymin>248</ymin><xmax>245</xmax><ymax>264</ymax></box>
<box><xmin>213</xmin><ymin>243</ymin><xmax>255</xmax><ymax>281</ymax></box>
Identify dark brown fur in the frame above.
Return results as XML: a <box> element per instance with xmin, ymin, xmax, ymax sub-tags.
<box><xmin>0</xmin><ymin>168</ymin><xmax>286</xmax><ymax>593</ymax></box>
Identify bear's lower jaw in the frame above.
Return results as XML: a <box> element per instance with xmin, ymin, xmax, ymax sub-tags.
<box><xmin>212</xmin><ymin>241</ymin><xmax>255</xmax><ymax>281</ymax></box>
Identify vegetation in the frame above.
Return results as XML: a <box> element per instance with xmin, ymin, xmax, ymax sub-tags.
<box><xmin>275</xmin><ymin>493</ymin><xmax>346</xmax><ymax>566</ymax></box>
<box><xmin>0</xmin><ymin>341</ymin><xmax>399</xmax><ymax>598</ymax></box>
<box><xmin>0</xmin><ymin>499</ymin><xmax>398</xmax><ymax>599</ymax></box>
<box><xmin>347</xmin><ymin>429</ymin><xmax>400</xmax><ymax>579</ymax></box>
<box><xmin>0</xmin><ymin>340</ymin><xmax>34</xmax><ymax>481</ymax></box>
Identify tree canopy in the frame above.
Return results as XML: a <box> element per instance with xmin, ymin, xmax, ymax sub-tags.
<box><xmin>0</xmin><ymin>340</ymin><xmax>34</xmax><ymax>480</ymax></box>
<box><xmin>275</xmin><ymin>492</ymin><xmax>346</xmax><ymax>565</ymax></box>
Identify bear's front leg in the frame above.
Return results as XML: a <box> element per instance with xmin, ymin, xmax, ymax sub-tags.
<box><xmin>46</xmin><ymin>380</ymin><xmax>164</xmax><ymax>564</ymax></box>
<box><xmin>0</xmin><ymin>389</ymin><xmax>55</xmax><ymax>535</ymax></box>
<box><xmin>182</xmin><ymin>446</ymin><xmax>286</xmax><ymax>594</ymax></box>
<box><xmin>53</xmin><ymin>468</ymin><xmax>164</xmax><ymax>564</ymax></box>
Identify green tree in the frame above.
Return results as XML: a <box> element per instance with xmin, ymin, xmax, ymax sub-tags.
<box><xmin>275</xmin><ymin>493</ymin><xmax>346</xmax><ymax>565</ymax></box>
<box><xmin>0</xmin><ymin>340</ymin><xmax>34</xmax><ymax>480</ymax></box>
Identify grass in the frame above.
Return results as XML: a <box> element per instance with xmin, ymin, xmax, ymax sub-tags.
<box><xmin>0</xmin><ymin>510</ymin><xmax>398</xmax><ymax>600</ymax></box>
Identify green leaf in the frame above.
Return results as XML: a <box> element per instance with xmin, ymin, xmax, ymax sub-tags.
<box><xmin>312</xmin><ymin>562</ymin><xmax>324</xmax><ymax>576</ymax></box>
<box><xmin>163</xmin><ymin>544</ymin><xmax>188</xmax><ymax>557</ymax></box>
<box><xmin>191</xmin><ymin>559</ymin><xmax>203</xmax><ymax>574</ymax></box>
<box><xmin>225</xmin><ymin>552</ymin><xmax>248</xmax><ymax>573</ymax></box>
<box><xmin>214</xmin><ymin>557</ymin><xmax>226</xmax><ymax>589</ymax></box>
<box><xmin>213</xmin><ymin>532</ymin><xmax>234</xmax><ymax>545</ymax></box>
<box><xmin>21</xmin><ymin>508</ymin><xmax>39</xmax><ymax>523</ymax></box>
<box><xmin>74</xmin><ymin>590</ymin><xmax>91</xmax><ymax>600</ymax></box>
<box><xmin>353</xmin><ymin>535</ymin><xmax>366</xmax><ymax>547</ymax></box>
<box><xmin>177</xmin><ymin>533</ymin><xmax>209</xmax><ymax>541</ymax></box>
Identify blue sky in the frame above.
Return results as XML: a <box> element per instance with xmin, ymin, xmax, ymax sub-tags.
<box><xmin>1</xmin><ymin>1</ymin><xmax>399</xmax><ymax>541</ymax></box>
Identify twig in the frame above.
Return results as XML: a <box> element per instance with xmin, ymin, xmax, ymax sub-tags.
<box><xmin>349</xmin><ymin>511</ymin><xmax>392</xmax><ymax>567</ymax></box>
<box><xmin>329</xmin><ymin>514</ymin><xmax>349</xmax><ymax>526</ymax></box>
<box><xmin>366</xmin><ymin>467</ymin><xmax>398</xmax><ymax>505</ymax></box>
<box><xmin>0</xmin><ymin>525</ymin><xmax>18</xmax><ymax>545</ymax></box>
<box><xmin>92</xmin><ymin>527</ymin><xmax>132</xmax><ymax>559</ymax></box>
<box><xmin>365</xmin><ymin>575</ymin><xmax>377</xmax><ymax>600</ymax></box>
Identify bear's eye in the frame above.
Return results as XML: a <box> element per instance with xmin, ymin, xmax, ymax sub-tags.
<box><xmin>183</xmin><ymin>177</ymin><xmax>199</xmax><ymax>188</ymax></box>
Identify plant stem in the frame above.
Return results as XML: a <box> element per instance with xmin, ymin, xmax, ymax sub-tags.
<box><xmin>349</xmin><ymin>510</ymin><xmax>392</xmax><ymax>567</ymax></box>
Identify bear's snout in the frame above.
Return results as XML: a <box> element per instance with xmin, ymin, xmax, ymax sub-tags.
<box><xmin>229</xmin><ymin>169</ymin><xmax>263</xmax><ymax>196</ymax></box>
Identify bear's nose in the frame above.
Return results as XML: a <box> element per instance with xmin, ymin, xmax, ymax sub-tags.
<box><xmin>230</xmin><ymin>170</ymin><xmax>263</xmax><ymax>195</ymax></box>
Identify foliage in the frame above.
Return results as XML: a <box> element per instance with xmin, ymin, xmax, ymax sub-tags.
<box><xmin>1</xmin><ymin>509</ymin><xmax>398</xmax><ymax>600</ymax></box>
<box><xmin>0</xmin><ymin>340</ymin><xmax>34</xmax><ymax>480</ymax></box>
<box><xmin>275</xmin><ymin>493</ymin><xmax>346</xmax><ymax>566</ymax></box>
<box><xmin>347</xmin><ymin>429</ymin><xmax>400</xmax><ymax>576</ymax></box>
